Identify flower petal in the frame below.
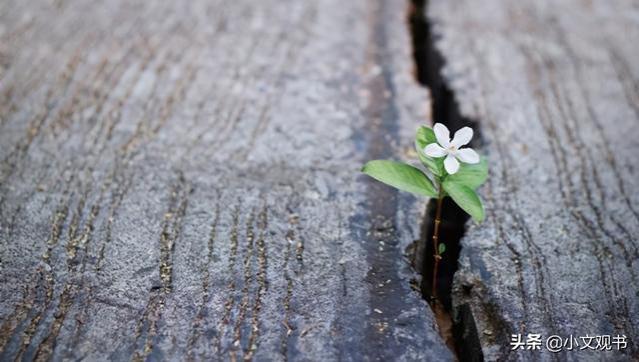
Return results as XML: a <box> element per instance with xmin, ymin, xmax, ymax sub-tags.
<box><xmin>423</xmin><ymin>143</ymin><xmax>447</xmax><ymax>158</ymax></box>
<box><xmin>444</xmin><ymin>154</ymin><xmax>460</xmax><ymax>174</ymax></box>
<box><xmin>456</xmin><ymin>148</ymin><xmax>480</xmax><ymax>164</ymax></box>
<box><xmin>433</xmin><ymin>123</ymin><xmax>450</xmax><ymax>148</ymax></box>
<box><xmin>450</xmin><ymin>127</ymin><xmax>473</xmax><ymax>148</ymax></box>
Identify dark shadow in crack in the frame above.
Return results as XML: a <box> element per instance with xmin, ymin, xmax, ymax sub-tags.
<box><xmin>407</xmin><ymin>0</ymin><xmax>485</xmax><ymax>360</ymax></box>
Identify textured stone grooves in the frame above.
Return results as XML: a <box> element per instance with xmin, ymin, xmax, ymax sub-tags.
<box><xmin>215</xmin><ymin>203</ymin><xmax>241</xmax><ymax>355</ymax></box>
<box><xmin>132</xmin><ymin>173</ymin><xmax>191</xmax><ymax>361</ymax></box>
<box><xmin>186</xmin><ymin>198</ymin><xmax>219</xmax><ymax>361</ymax></box>
<box><xmin>280</xmin><ymin>210</ymin><xmax>298</xmax><ymax>361</ymax></box>
<box><xmin>408</xmin><ymin>0</ymin><xmax>484</xmax><ymax>360</ymax></box>
<box><xmin>352</xmin><ymin>0</ymin><xmax>407</xmax><ymax>359</ymax></box>
<box><xmin>0</xmin><ymin>1</ymin><xmax>456</xmax><ymax>359</ymax></box>
<box><xmin>3</xmin><ymin>202</ymin><xmax>69</xmax><ymax>361</ymax></box>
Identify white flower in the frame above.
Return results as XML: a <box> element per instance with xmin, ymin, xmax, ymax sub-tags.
<box><xmin>423</xmin><ymin>123</ymin><xmax>479</xmax><ymax>175</ymax></box>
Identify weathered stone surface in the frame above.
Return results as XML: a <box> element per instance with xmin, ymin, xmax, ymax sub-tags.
<box><xmin>0</xmin><ymin>1</ymin><xmax>453</xmax><ymax>360</ymax></box>
<box><xmin>428</xmin><ymin>0</ymin><xmax>639</xmax><ymax>360</ymax></box>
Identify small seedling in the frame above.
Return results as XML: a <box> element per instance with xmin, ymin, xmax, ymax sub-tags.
<box><xmin>361</xmin><ymin>123</ymin><xmax>488</xmax><ymax>301</ymax></box>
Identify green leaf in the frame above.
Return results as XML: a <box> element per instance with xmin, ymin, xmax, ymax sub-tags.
<box><xmin>438</xmin><ymin>243</ymin><xmax>446</xmax><ymax>255</ymax></box>
<box><xmin>446</xmin><ymin>157</ymin><xmax>488</xmax><ymax>189</ymax></box>
<box><xmin>362</xmin><ymin>160</ymin><xmax>437</xmax><ymax>198</ymax></box>
<box><xmin>415</xmin><ymin>126</ymin><xmax>445</xmax><ymax>177</ymax></box>
<box><xmin>442</xmin><ymin>179</ymin><xmax>485</xmax><ymax>222</ymax></box>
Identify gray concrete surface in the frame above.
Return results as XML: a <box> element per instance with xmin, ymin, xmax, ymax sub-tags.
<box><xmin>428</xmin><ymin>0</ymin><xmax>639</xmax><ymax>360</ymax></box>
<box><xmin>0</xmin><ymin>0</ymin><xmax>452</xmax><ymax>360</ymax></box>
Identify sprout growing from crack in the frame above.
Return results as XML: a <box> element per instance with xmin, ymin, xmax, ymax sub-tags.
<box><xmin>361</xmin><ymin>122</ymin><xmax>488</xmax><ymax>301</ymax></box>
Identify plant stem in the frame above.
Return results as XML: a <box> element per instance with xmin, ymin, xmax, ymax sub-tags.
<box><xmin>431</xmin><ymin>184</ymin><xmax>444</xmax><ymax>301</ymax></box>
